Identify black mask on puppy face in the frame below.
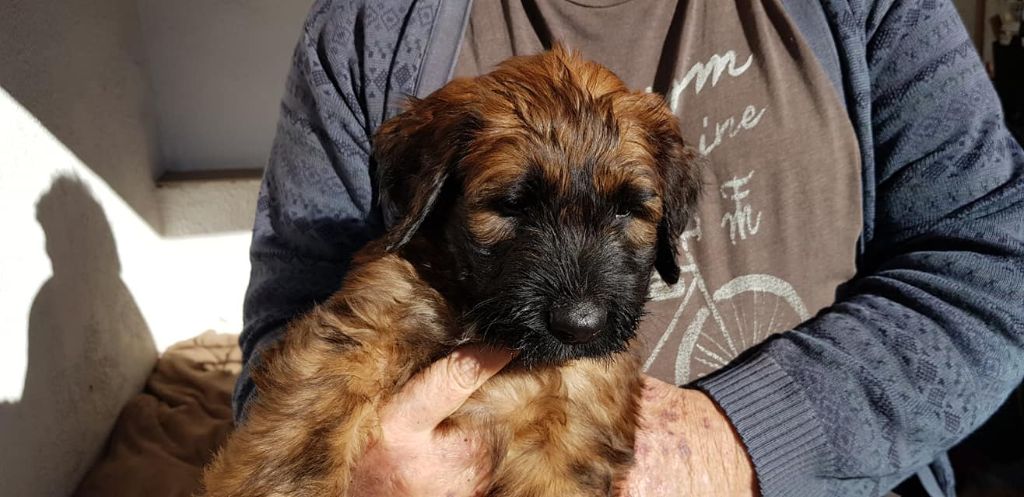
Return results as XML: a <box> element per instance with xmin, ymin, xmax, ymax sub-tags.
<box><xmin>373</xmin><ymin>47</ymin><xmax>702</xmax><ymax>367</ymax></box>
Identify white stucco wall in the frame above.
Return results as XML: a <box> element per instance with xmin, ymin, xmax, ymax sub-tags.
<box><xmin>137</xmin><ymin>0</ymin><xmax>315</xmax><ymax>172</ymax></box>
<box><xmin>0</xmin><ymin>1</ymin><xmax>261</xmax><ymax>495</ymax></box>
<box><xmin>1</xmin><ymin>91</ymin><xmax>256</xmax><ymax>496</ymax></box>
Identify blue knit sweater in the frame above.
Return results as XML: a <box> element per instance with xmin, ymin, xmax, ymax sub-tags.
<box><xmin>235</xmin><ymin>1</ymin><xmax>1024</xmax><ymax>495</ymax></box>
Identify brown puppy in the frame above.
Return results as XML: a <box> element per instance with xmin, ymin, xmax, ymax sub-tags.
<box><xmin>202</xmin><ymin>47</ymin><xmax>702</xmax><ymax>497</ymax></box>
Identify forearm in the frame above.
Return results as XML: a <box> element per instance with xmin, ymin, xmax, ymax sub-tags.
<box><xmin>695</xmin><ymin>181</ymin><xmax>1024</xmax><ymax>497</ymax></box>
<box><xmin>626</xmin><ymin>379</ymin><xmax>758</xmax><ymax>497</ymax></box>
<box><xmin>694</xmin><ymin>1</ymin><xmax>1024</xmax><ymax>494</ymax></box>
<box><xmin>694</xmin><ymin>136</ymin><xmax>1024</xmax><ymax>497</ymax></box>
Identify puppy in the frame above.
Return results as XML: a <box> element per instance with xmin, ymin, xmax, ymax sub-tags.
<box><xmin>202</xmin><ymin>46</ymin><xmax>702</xmax><ymax>497</ymax></box>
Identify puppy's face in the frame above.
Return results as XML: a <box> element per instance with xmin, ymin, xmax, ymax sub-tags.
<box><xmin>375</xmin><ymin>48</ymin><xmax>701</xmax><ymax>367</ymax></box>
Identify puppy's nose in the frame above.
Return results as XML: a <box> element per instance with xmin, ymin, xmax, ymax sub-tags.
<box><xmin>549</xmin><ymin>300</ymin><xmax>607</xmax><ymax>344</ymax></box>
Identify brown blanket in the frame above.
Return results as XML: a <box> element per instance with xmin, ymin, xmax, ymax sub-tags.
<box><xmin>74</xmin><ymin>332</ymin><xmax>241</xmax><ymax>497</ymax></box>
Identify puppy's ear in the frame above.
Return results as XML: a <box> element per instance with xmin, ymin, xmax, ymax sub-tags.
<box><xmin>646</xmin><ymin>101</ymin><xmax>704</xmax><ymax>285</ymax></box>
<box><xmin>374</xmin><ymin>83</ymin><xmax>479</xmax><ymax>252</ymax></box>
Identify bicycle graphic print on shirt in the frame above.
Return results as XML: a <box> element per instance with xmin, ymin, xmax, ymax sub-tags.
<box><xmin>643</xmin><ymin>216</ymin><xmax>810</xmax><ymax>384</ymax></box>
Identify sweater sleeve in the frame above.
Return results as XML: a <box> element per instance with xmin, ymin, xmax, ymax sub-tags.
<box><xmin>695</xmin><ymin>1</ymin><xmax>1024</xmax><ymax>496</ymax></box>
<box><xmin>233</xmin><ymin>0</ymin><xmax>426</xmax><ymax>421</ymax></box>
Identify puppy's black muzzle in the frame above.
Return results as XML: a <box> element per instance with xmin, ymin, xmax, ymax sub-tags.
<box><xmin>549</xmin><ymin>300</ymin><xmax>607</xmax><ymax>344</ymax></box>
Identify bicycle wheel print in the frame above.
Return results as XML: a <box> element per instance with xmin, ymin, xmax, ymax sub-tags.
<box><xmin>675</xmin><ymin>274</ymin><xmax>809</xmax><ymax>384</ymax></box>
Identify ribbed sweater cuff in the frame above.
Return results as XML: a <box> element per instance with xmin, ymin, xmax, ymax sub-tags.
<box><xmin>694</xmin><ymin>352</ymin><xmax>833</xmax><ymax>497</ymax></box>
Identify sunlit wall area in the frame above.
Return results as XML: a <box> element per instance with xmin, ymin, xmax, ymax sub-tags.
<box><xmin>0</xmin><ymin>1</ymin><xmax>262</xmax><ymax>495</ymax></box>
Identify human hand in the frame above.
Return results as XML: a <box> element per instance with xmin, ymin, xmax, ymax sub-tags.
<box><xmin>624</xmin><ymin>376</ymin><xmax>759</xmax><ymax>497</ymax></box>
<box><xmin>349</xmin><ymin>345</ymin><xmax>514</xmax><ymax>497</ymax></box>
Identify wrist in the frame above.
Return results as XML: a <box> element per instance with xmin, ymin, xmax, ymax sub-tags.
<box><xmin>679</xmin><ymin>388</ymin><xmax>759</xmax><ymax>495</ymax></box>
<box><xmin>627</xmin><ymin>377</ymin><xmax>758</xmax><ymax>497</ymax></box>
<box><xmin>694</xmin><ymin>352</ymin><xmax>832</xmax><ymax>497</ymax></box>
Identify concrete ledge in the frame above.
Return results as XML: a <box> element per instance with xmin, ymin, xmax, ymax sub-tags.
<box><xmin>156</xmin><ymin>170</ymin><xmax>262</xmax><ymax>237</ymax></box>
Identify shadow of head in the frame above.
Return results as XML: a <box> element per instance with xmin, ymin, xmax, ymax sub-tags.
<box><xmin>36</xmin><ymin>176</ymin><xmax>120</xmax><ymax>277</ymax></box>
<box><xmin>26</xmin><ymin>175</ymin><xmax>154</xmax><ymax>376</ymax></box>
<box><xmin>0</xmin><ymin>175</ymin><xmax>157</xmax><ymax>497</ymax></box>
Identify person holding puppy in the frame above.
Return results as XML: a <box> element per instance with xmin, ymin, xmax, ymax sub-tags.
<box><xmin>233</xmin><ymin>1</ymin><xmax>1024</xmax><ymax>496</ymax></box>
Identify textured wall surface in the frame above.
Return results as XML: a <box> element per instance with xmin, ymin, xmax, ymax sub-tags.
<box><xmin>158</xmin><ymin>178</ymin><xmax>262</xmax><ymax>236</ymax></box>
<box><xmin>137</xmin><ymin>0</ymin><xmax>314</xmax><ymax>172</ymax></box>
<box><xmin>0</xmin><ymin>1</ymin><xmax>262</xmax><ymax>494</ymax></box>
<box><xmin>0</xmin><ymin>0</ymin><xmax>164</xmax><ymax>228</ymax></box>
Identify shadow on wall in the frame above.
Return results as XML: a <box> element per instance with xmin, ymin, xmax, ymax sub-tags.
<box><xmin>0</xmin><ymin>0</ymin><xmax>163</xmax><ymax>230</ymax></box>
<box><xmin>0</xmin><ymin>176</ymin><xmax>157</xmax><ymax>497</ymax></box>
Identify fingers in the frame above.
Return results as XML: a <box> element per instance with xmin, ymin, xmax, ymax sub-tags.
<box><xmin>382</xmin><ymin>345</ymin><xmax>514</xmax><ymax>436</ymax></box>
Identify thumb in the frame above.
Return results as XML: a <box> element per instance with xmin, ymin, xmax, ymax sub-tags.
<box><xmin>382</xmin><ymin>345</ymin><xmax>513</xmax><ymax>436</ymax></box>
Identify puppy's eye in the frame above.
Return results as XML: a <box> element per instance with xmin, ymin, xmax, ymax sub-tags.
<box><xmin>614</xmin><ymin>188</ymin><xmax>656</xmax><ymax>220</ymax></box>
<box><xmin>492</xmin><ymin>195</ymin><xmax>527</xmax><ymax>218</ymax></box>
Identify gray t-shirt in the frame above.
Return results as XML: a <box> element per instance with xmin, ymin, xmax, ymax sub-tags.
<box><xmin>455</xmin><ymin>0</ymin><xmax>862</xmax><ymax>384</ymax></box>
